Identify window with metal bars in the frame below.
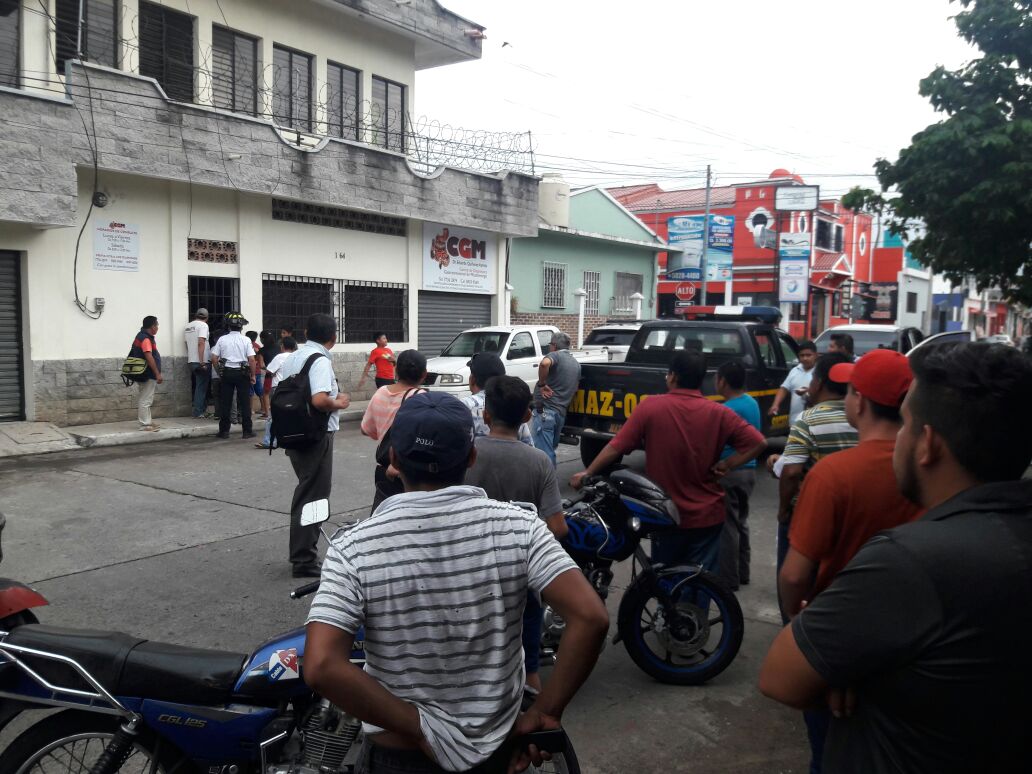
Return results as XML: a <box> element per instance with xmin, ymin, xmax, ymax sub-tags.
<box><xmin>542</xmin><ymin>262</ymin><xmax>567</xmax><ymax>309</ymax></box>
<box><xmin>815</xmin><ymin>219</ymin><xmax>833</xmax><ymax>250</ymax></box>
<box><xmin>613</xmin><ymin>272</ymin><xmax>643</xmax><ymax>316</ymax></box>
<box><xmin>55</xmin><ymin>0</ymin><xmax>118</xmax><ymax>72</ymax></box>
<box><xmin>271</xmin><ymin>199</ymin><xmax>406</xmax><ymax>237</ymax></box>
<box><xmin>0</xmin><ymin>0</ymin><xmax>19</xmax><ymax>88</ymax></box>
<box><xmin>212</xmin><ymin>25</ymin><xmax>258</xmax><ymax>115</ymax></box>
<box><xmin>272</xmin><ymin>45</ymin><xmax>312</xmax><ymax>131</ymax></box>
<box><xmin>139</xmin><ymin>1</ymin><xmax>194</xmax><ymax>102</ymax></box>
<box><xmin>583</xmin><ymin>270</ymin><xmax>600</xmax><ymax>316</ymax></box>
<box><xmin>371</xmin><ymin>76</ymin><xmax>406</xmax><ymax>152</ymax></box>
<box><xmin>327</xmin><ymin>61</ymin><xmax>360</xmax><ymax>141</ymax></box>
<box><xmin>188</xmin><ymin>276</ymin><xmax>239</xmax><ymax>338</ymax></box>
<box><xmin>261</xmin><ymin>274</ymin><xmax>408</xmax><ymax>343</ymax></box>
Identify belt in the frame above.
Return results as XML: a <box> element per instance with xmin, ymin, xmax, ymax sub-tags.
<box><xmin>224</xmin><ymin>365</ymin><xmax>245</xmax><ymax>369</ymax></box>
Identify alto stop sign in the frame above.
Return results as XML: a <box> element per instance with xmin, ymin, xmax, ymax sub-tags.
<box><xmin>674</xmin><ymin>283</ymin><xmax>697</xmax><ymax>301</ymax></box>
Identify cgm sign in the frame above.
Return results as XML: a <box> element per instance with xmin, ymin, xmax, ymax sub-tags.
<box><xmin>422</xmin><ymin>222</ymin><xmax>497</xmax><ymax>295</ymax></box>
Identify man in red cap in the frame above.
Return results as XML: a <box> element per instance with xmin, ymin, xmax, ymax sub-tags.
<box><xmin>775</xmin><ymin>348</ymin><xmax>924</xmax><ymax>773</ymax></box>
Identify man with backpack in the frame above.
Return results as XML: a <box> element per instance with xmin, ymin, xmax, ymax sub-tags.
<box><xmin>273</xmin><ymin>313</ymin><xmax>350</xmax><ymax>578</ymax></box>
<box><xmin>130</xmin><ymin>315</ymin><xmax>162</xmax><ymax>431</ymax></box>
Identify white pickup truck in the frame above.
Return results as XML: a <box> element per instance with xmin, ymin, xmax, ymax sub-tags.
<box><xmin>424</xmin><ymin>325</ymin><xmax>609</xmax><ymax>396</ymax></box>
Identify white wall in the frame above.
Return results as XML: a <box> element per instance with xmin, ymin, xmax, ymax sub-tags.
<box><xmin>896</xmin><ymin>269</ymin><xmax>932</xmax><ymax>331</ymax></box>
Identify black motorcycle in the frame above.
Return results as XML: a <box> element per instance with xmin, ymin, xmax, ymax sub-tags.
<box><xmin>541</xmin><ymin>470</ymin><xmax>744</xmax><ymax>685</ymax></box>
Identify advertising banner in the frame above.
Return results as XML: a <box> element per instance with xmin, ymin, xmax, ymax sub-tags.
<box><xmin>666</xmin><ymin>215</ymin><xmax>736</xmax><ymax>282</ymax></box>
<box><xmin>93</xmin><ymin>221</ymin><xmax>140</xmax><ymax>272</ymax></box>
<box><xmin>779</xmin><ymin>259</ymin><xmax>809</xmax><ymax>303</ymax></box>
<box><xmin>778</xmin><ymin>232</ymin><xmax>812</xmax><ymax>260</ymax></box>
<box><xmin>422</xmin><ymin>222</ymin><xmax>497</xmax><ymax>295</ymax></box>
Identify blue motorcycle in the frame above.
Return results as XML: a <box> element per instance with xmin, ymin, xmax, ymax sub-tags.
<box><xmin>0</xmin><ymin>514</ymin><xmax>579</xmax><ymax>774</ymax></box>
<box><xmin>540</xmin><ymin>470</ymin><xmax>744</xmax><ymax>685</ymax></box>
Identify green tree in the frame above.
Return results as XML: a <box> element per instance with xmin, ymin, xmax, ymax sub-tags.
<box><xmin>874</xmin><ymin>0</ymin><xmax>1032</xmax><ymax>303</ymax></box>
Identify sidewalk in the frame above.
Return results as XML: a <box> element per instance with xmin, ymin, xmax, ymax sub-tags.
<box><xmin>0</xmin><ymin>401</ymin><xmax>369</xmax><ymax>459</ymax></box>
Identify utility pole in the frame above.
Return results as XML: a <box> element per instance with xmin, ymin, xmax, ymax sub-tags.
<box><xmin>701</xmin><ymin>164</ymin><xmax>711</xmax><ymax>305</ymax></box>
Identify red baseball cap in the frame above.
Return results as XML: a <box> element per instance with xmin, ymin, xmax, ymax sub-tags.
<box><xmin>829</xmin><ymin>349</ymin><xmax>913</xmax><ymax>407</ymax></box>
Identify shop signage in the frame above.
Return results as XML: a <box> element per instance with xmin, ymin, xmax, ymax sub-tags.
<box><xmin>774</xmin><ymin>185</ymin><xmax>820</xmax><ymax>212</ymax></box>
<box><xmin>93</xmin><ymin>221</ymin><xmax>140</xmax><ymax>272</ymax></box>
<box><xmin>779</xmin><ymin>259</ymin><xmax>809</xmax><ymax>303</ymax></box>
<box><xmin>666</xmin><ymin>215</ymin><xmax>736</xmax><ymax>281</ymax></box>
<box><xmin>422</xmin><ymin>222</ymin><xmax>497</xmax><ymax>295</ymax></box>
<box><xmin>674</xmin><ymin>283</ymin><xmax>696</xmax><ymax>301</ymax></box>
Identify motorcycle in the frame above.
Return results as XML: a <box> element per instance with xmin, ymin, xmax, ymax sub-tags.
<box><xmin>540</xmin><ymin>470</ymin><xmax>744</xmax><ymax>685</ymax></box>
<box><xmin>0</xmin><ymin>507</ymin><xmax>579</xmax><ymax>774</ymax></box>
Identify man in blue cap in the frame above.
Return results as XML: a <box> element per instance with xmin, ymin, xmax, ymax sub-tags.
<box><xmin>305</xmin><ymin>392</ymin><xmax>609</xmax><ymax>773</ymax></box>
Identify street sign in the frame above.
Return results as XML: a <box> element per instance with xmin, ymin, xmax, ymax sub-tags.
<box><xmin>675</xmin><ymin>300</ymin><xmax>696</xmax><ymax>308</ymax></box>
<box><xmin>674</xmin><ymin>283</ymin><xmax>697</xmax><ymax>301</ymax></box>
<box><xmin>775</xmin><ymin>185</ymin><xmax>820</xmax><ymax>212</ymax></box>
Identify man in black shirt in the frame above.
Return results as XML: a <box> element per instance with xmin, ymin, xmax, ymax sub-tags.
<box><xmin>760</xmin><ymin>342</ymin><xmax>1032</xmax><ymax>773</ymax></box>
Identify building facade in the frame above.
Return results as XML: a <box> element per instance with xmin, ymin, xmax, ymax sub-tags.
<box><xmin>0</xmin><ymin>0</ymin><xmax>538</xmax><ymax>425</ymax></box>
<box><xmin>508</xmin><ymin>185</ymin><xmax>669</xmax><ymax>339</ymax></box>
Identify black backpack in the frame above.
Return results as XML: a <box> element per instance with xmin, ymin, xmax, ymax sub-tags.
<box><xmin>270</xmin><ymin>353</ymin><xmax>331</xmax><ymax>452</ymax></box>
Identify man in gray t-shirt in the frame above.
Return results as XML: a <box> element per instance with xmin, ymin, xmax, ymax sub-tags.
<box><xmin>531</xmin><ymin>331</ymin><xmax>581</xmax><ymax>465</ymax></box>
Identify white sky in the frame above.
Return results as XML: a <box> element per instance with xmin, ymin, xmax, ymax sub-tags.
<box><xmin>416</xmin><ymin>0</ymin><xmax>976</xmax><ymax>197</ymax></box>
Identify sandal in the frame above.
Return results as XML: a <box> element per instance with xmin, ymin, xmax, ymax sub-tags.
<box><xmin>140</xmin><ymin>425</ymin><xmax>159</xmax><ymax>432</ymax></box>
<box><xmin>254</xmin><ymin>442</ymin><xmax>271</xmax><ymax>449</ymax></box>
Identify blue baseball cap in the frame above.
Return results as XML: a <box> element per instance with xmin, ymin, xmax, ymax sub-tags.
<box><xmin>390</xmin><ymin>392</ymin><xmax>474</xmax><ymax>473</ymax></box>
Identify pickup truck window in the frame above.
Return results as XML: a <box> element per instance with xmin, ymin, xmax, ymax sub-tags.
<box><xmin>585</xmin><ymin>329</ymin><xmax>638</xmax><ymax>346</ymax></box>
<box><xmin>508</xmin><ymin>332</ymin><xmax>536</xmax><ymax>360</ymax></box>
<box><xmin>441</xmin><ymin>331</ymin><xmax>507</xmax><ymax>357</ymax></box>
<box><xmin>753</xmin><ymin>331</ymin><xmax>783</xmax><ymax>369</ymax></box>
<box><xmin>776</xmin><ymin>332</ymin><xmax>800</xmax><ymax>366</ymax></box>
<box><xmin>634</xmin><ymin>327</ymin><xmax>746</xmax><ymax>366</ymax></box>
<box><xmin>536</xmin><ymin>330</ymin><xmax>554</xmax><ymax>351</ymax></box>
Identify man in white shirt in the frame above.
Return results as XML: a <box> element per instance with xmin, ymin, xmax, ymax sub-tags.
<box><xmin>276</xmin><ymin>313</ymin><xmax>350</xmax><ymax>577</ymax></box>
<box><xmin>460</xmin><ymin>352</ymin><xmax>533</xmax><ymax>446</ymax></box>
<box><xmin>210</xmin><ymin>311</ymin><xmax>256</xmax><ymax>440</ymax></box>
<box><xmin>305</xmin><ymin>391</ymin><xmax>608</xmax><ymax>773</ymax></box>
<box><xmin>769</xmin><ymin>339</ymin><xmax>817</xmax><ymax>426</ymax></box>
<box><xmin>184</xmin><ymin>308</ymin><xmax>210</xmax><ymax>418</ymax></box>
<box><xmin>256</xmin><ymin>336</ymin><xmax>297</xmax><ymax>450</ymax></box>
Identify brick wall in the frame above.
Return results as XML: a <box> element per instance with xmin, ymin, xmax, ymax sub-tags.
<box><xmin>509</xmin><ymin>312</ymin><xmax>610</xmax><ymax>342</ymax></box>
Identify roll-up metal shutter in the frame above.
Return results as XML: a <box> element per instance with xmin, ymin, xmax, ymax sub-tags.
<box><xmin>0</xmin><ymin>252</ymin><xmax>25</xmax><ymax>421</ymax></box>
<box><xmin>417</xmin><ymin>291</ymin><xmax>492</xmax><ymax>357</ymax></box>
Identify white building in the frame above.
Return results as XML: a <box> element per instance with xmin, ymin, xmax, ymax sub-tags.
<box><xmin>0</xmin><ymin>0</ymin><xmax>538</xmax><ymax>425</ymax></box>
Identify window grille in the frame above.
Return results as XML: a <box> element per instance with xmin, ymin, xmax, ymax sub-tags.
<box><xmin>188</xmin><ymin>276</ymin><xmax>239</xmax><ymax>336</ymax></box>
<box><xmin>188</xmin><ymin>238</ymin><xmax>238</xmax><ymax>264</ymax></box>
<box><xmin>327</xmin><ymin>62</ymin><xmax>360</xmax><ymax>141</ymax></box>
<box><xmin>0</xmin><ymin>0</ymin><xmax>18</xmax><ymax>88</ymax></box>
<box><xmin>56</xmin><ymin>0</ymin><xmax>118</xmax><ymax>71</ymax></box>
<box><xmin>613</xmin><ymin>272</ymin><xmax>643</xmax><ymax>316</ymax></box>
<box><xmin>271</xmin><ymin>199</ymin><xmax>406</xmax><ymax>237</ymax></box>
<box><xmin>212</xmin><ymin>26</ymin><xmax>258</xmax><ymax>115</ymax></box>
<box><xmin>815</xmin><ymin>219</ymin><xmax>833</xmax><ymax>250</ymax></box>
<box><xmin>273</xmin><ymin>45</ymin><xmax>313</xmax><ymax>131</ymax></box>
<box><xmin>139</xmin><ymin>1</ymin><xmax>194</xmax><ymax>103</ymax></box>
<box><xmin>542</xmin><ymin>262</ymin><xmax>567</xmax><ymax>309</ymax></box>
<box><xmin>583</xmin><ymin>270</ymin><xmax>600</xmax><ymax>316</ymax></box>
<box><xmin>262</xmin><ymin>274</ymin><xmax>407</xmax><ymax>343</ymax></box>
<box><xmin>371</xmin><ymin>76</ymin><xmax>406</xmax><ymax>152</ymax></box>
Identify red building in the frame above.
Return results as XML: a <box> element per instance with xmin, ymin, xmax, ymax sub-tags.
<box><xmin>611</xmin><ymin>171</ymin><xmax>882</xmax><ymax>338</ymax></box>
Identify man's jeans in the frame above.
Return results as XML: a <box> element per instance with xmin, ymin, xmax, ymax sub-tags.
<box><xmin>190</xmin><ymin>363</ymin><xmax>210</xmax><ymax>417</ymax></box>
<box><xmin>650</xmin><ymin>523</ymin><xmax>723</xmax><ymax>575</ymax></box>
<box><xmin>531</xmin><ymin>408</ymin><xmax>563</xmax><ymax>466</ymax></box>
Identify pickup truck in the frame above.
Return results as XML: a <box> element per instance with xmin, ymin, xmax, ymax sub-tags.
<box><xmin>423</xmin><ymin>325</ymin><xmax>610</xmax><ymax>397</ymax></box>
<box><xmin>562</xmin><ymin>311</ymin><xmax>800</xmax><ymax>465</ymax></box>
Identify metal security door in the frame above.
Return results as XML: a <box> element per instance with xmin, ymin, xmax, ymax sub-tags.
<box><xmin>417</xmin><ymin>291</ymin><xmax>492</xmax><ymax>356</ymax></box>
<box><xmin>0</xmin><ymin>252</ymin><xmax>25</xmax><ymax>421</ymax></box>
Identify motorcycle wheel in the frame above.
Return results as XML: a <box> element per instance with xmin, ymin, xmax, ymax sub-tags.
<box><xmin>617</xmin><ymin>570</ymin><xmax>744</xmax><ymax>686</ymax></box>
<box><xmin>0</xmin><ymin>711</ymin><xmax>179</xmax><ymax>774</ymax></box>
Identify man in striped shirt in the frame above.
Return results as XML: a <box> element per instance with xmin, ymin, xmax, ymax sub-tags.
<box><xmin>305</xmin><ymin>392</ymin><xmax>609</xmax><ymax>774</ymax></box>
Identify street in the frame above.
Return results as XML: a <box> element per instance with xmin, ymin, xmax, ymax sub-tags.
<box><xmin>0</xmin><ymin>429</ymin><xmax>808</xmax><ymax>774</ymax></box>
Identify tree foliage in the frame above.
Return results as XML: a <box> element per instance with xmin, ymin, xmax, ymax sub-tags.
<box><xmin>874</xmin><ymin>0</ymin><xmax>1032</xmax><ymax>303</ymax></box>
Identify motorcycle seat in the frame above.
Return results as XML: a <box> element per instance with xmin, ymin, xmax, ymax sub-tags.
<box><xmin>2</xmin><ymin>625</ymin><xmax>247</xmax><ymax>706</ymax></box>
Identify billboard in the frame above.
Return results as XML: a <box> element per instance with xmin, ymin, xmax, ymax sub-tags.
<box><xmin>666</xmin><ymin>215</ymin><xmax>735</xmax><ymax>282</ymax></box>
<box><xmin>778</xmin><ymin>231</ymin><xmax>811</xmax><ymax>303</ymax></box>
<box><xmin>422</xmin><ymin>223</ymin><xmax>497</xmax><ymax>295</ymax></box>
<box><xmin>774</xmin><ymin>185</ymin><xmax>820</xmax><ymax>212</ymax></box>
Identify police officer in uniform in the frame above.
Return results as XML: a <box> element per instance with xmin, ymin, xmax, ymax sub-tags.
<box><xmin>210</xmin><ymin>312</ymin><xmax>256</xmax><ymax>439</ymax></box>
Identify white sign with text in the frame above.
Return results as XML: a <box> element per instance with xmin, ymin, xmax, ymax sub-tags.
<box><xmin>422</xmin><ymin>222</ymin><xmax>497</xmax><ymax>295</ymax></box>
<box><xmin>93</xmin><ymin>221</ymin><xmax>141</xmax><ymax>272</ymax></box>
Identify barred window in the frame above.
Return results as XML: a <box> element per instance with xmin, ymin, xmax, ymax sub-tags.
<box><xmin>273</xmin><ymin>45</ymin><xmax>312</xmax><ymax>131</ymax></box>
<box><xmin>583</xmin><ymin>270</ymin><xmax>600</xmax><ymax>316</ymax></box>
<box><xmin>542</xmin><ymin>262</ymin><xmax>567</xmax><ymax>309</ymax></box>
<box><xmin>188</xmin><ymin>276</ymin><xmax>239</xmax><ymax>338</ymax></box>
<box><xmin>815</xmin><ymin>219</ymin><xmax>833</xmax><ymax>250</ymax></box>
<box><xmin>212</xmin><ymin>25</ymin><xmax>258</xmax><ymax>115</ymax></box>
<box><xmin>613</xmin><ymin>272</ymin><xmax>643</xmax><ymax>316</ymax></box>
<box><xmin>327</xmin><ymin>61</ymin><xmax>360</xmax><ymax>141</ymax></box>
<box><xmin>56</xmin><ymin>0</ymin><xmax>118</xmax><ymax>71</ymax></box>
<box><xmin>344</xmin><ymin>282</ymin><xmax>406</xmax><ymax>343</ymax></box>
<box><xmin>139</xmin><ymin>1</ymin><xmax>194</xmax><ymax>102</ymax></box>
<box><xmin>371</xmin><ymin>75</ymin><xmax>406</xmax><ymax>152</ymax></box>
<box><xmin>0</xmin><ymin>0</ymin><xmax>18</xmax><ymax>89</ymax></box>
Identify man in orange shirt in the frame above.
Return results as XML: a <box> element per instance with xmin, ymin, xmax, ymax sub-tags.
<box><xmin>778</xmin><ymin>348</ymin><xmax>923</xmax><ymax>773</ymax></box>
<box><xmin>358</xmin><ymin>332</ymin><xmax>396</xmax><ymax>390</ymax></box>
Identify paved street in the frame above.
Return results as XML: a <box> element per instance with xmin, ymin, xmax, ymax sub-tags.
<box><xmin>0</xmin><ymin>429</ymin><xmax>807</xmax><ymax>774</ymax></box>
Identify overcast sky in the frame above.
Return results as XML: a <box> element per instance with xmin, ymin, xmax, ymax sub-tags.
<box><xmin>416</xmin><ymin>0</ymin><xmax>975</xmax><ymax>197</ymax></box>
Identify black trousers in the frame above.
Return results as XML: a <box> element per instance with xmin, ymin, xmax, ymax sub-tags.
<box><xmin>218</xmin><ymin>368</ymin><xmax>252</xmax><ymax>434</ymax></box>
<box><xmin>286</xmin><ymin>432</ymin><xmax>334</xmax><ymax>567</ymax></box>
<box><xmin>375</xmin><ymin>377</ymin><xmax>395</xmax><ymax>388</ymax></box>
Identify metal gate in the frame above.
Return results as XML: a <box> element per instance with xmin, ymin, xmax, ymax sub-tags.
<box><xmin>0</xmin><ymin>252</ymin><xmax>25</xmax><ymax>421</ymax></box>
<box><xmin>417</xmin><ymin>291</ymin><xmax>492</xmax><ymax>356</ymax></box>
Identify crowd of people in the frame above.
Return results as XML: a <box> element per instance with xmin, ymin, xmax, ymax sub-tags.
<box><xmin>124</xmin><ymin>311</ymin><xmax>1032</xmax><ymax>773</ymax></box>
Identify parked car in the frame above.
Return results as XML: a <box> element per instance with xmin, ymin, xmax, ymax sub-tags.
<box><xmin>423</xmin><ymin>325</ymin><xmax>610</xmax><ymax>397</ymax></box>
<box><xmin>814</xmin><ymin>324</ymin><xmax>925</xmax><ymax>355</ymax></box>
<box><xmin>582</xmin><ymin>321</ymin><xmax>643</xmax><ymax>363</ymax></box>
<box><xmin>907</xmin><ymin>329</ymin><xmax>975</xmax><ymax>356</ymax></box>
<box><xmin>562</xmin><ymin>306</ymin><xmax>799</xmax><ymax>466</ymax></box>
<box><xmin>981</xmin><ymin>333</ymin><xmax>1015</xmax><ymax>347</ymax></box>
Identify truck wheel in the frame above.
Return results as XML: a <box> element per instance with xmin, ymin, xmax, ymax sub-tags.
<box><xmin>579</xmin><ymin>438</ymin><xmax>609</xmax><ymax>467</ymax></box>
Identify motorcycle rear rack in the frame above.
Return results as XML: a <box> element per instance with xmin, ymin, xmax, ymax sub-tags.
<box><xmin>0</xmin><ymin>632</ymin><xmax>134</xmax><ymax>719</ymax></box>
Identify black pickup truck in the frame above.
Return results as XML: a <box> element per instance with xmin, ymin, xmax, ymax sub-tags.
<box><xmin>563</xmin><ymin>314</ymin><xmax>800</xmax><ymax>466</ymax></box>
